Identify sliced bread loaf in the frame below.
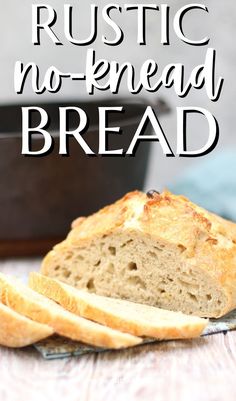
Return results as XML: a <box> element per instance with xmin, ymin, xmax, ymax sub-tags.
<box><xmin>0</xmin><ymin>273</ymin><xmax>141</xmax><ymax>349</ymax></box>
<box><xmin>0</xmin><ymin>302</ymin><xmax>53</xmax><ymax>347</ymax></box>
<box><xmin>30</xmin><ymin>272</ymin><xmax>208</xmax><ymax>339</ymax></box>
<box><xmin>41</xmin><ymin>190</ymin><xmax>236</xmax><ymax>318</ymax></box>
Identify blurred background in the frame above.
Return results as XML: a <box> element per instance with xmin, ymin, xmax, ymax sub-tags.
<box><xmin>0</xmin><ymin>0</ymin><xmax>236</xmax><ymax>254</ymax></box>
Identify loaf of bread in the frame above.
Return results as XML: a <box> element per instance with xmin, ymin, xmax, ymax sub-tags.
<box><xmin>0</xmin><ymin>302</ymin><xmax>53</xmax><ymax>348</ymax></box>
<box><xmin>0</xmin><ymin>273</ymin><xmax>141</xmax><ymax>349</ymax></box>
<box><xmin>41</xmin><ymin>190</ymin><xmax>236</xmax><ymax>318</ymax></box>
<box><xmin>30</xmin><ymin>272</ymin><xmax>208</xmax><ymax>339</ymax></box>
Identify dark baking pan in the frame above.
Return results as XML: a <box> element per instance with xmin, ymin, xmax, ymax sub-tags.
<box><xmin>0</xmin><ymin>98</ymin><xmax>169</xmax><ymax>256</ymax></box>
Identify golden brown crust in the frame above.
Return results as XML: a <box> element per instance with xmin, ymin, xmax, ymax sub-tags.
<box><xmin>42</xmin><ymin>190</ymin><xmax>236</xmax><ymax>317</ymax></box>
<box><xmin>68</xmin><ymin>190</ymin><xmax>145</xmax><ymax>243</ymax></box>
<box><xmin>0</xmin><ymin>302</ymin><xmax>53</xmax><ymax>347</ymax></box>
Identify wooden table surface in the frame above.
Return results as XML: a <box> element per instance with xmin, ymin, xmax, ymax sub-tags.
<box><xmin>0</xmin><ymin>258</ymin><xmax>236</xmax><ymax>401</ymax></box>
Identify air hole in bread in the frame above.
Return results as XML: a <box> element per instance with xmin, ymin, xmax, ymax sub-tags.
<box><xmin>77</xmin><ymin>255</ymin><xmax>84</xmax><ymax>261</ymax></box>
<box><xmin>108</xmin><ymin>246</ymin><xmax>116</xmax><ymax>256</ymax></box>
<box><xmin>148</xmin><ymin>251</ymin><xmax>157</xmax><ymax>258</ymax></box>
<box><xmin>154</xmin><ymin>246</ymin><xmax>163</xmax><ymax>251</ymax></box>
<box><xmin>128</xmin><ymin>262</ymin><xmax>137</xmax><ymax>271</ymax></box>
<box><xmin>94</xmin><ymin>260</ymin><xmax>101</xmax><ymax>267</ymax></box>
<box><xmin>206</xmin><ymin>237</ymin><xmax>218</xmax><ymax>245</ymax></box>
<box><xmin>54</xmin><ymin>265</ymin><xmax>60</xmax><ymax>271</ymax></box>
<box><xmin>127</xmin><ymin>276</ymin><xmax>146</xmax><ymax>289</ymax></box>
<box><xmin>87</xmin><ymin>278</ymin><xmax>95</xmax><ymax>291</ymax></box>
<box><xmin>178</xmin><ymin>244</ymin><xmax>186</xmax><ymax>253</ymax></box>
<box><xmin>74</xmin><ymin>275</ymin><xmax>81</xmax><ymax>281</ymax></box>
<box><xmin>187</xmin><ymin>292</ymin><xmax>197</xmax><ymax>302</ymax></box>
<box><xmin>121</xmin><ymin>239</ymin><xmax>133</xmax><ymax>248</ymax></box>
<box><xmin>206</xmin><ymin>294</ymin><xmax>212</xmax><ymax>301</ymax></box>
<box><xmin>65</xmin><ymin>254</ymin><xmax>73</xmax><ymax>260</ymax></box>
<box><xmin>62</xmin><ymin>269</ymin><xmax>71</xmax><ymax>278</ymax></box>
<box><xmin>159</xmin><ymin>280</ymin><xmax>167</xmax><ymax>285</ymax></box>
<box><xmin>106</xmin><ymin>263</ymin><xmax>114</xmax><ymax>274</ymax></box>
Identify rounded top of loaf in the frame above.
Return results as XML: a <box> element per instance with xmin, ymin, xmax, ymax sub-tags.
<box><xmin>69</xmin><ymin>190</ymin><xmax>236</xmax><ymax>252</ymax></box>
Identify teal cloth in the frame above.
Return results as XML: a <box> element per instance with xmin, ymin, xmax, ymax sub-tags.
<box><xmin>169</xmin><ymin>150</ymin><xmax>236</xmax><ymax>221</ymax></box>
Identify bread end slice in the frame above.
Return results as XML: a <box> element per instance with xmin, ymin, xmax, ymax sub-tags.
<box><xmin>0</xmin><ymin>302</ymin><xmax>53</xmax><ymax>348</ymax></box>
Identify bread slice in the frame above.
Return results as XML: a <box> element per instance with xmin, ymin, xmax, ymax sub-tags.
<box><xmin>30</xmin><ymin>272</ymin><xmax>208</xmax><ymax>339</ymax></box>
<box><xmin>0</xmin><ymin>273</ymin><xmax>141</xmax><ymax>349</ymax></box>
<box><xmin>0</xmin><ymin>302</ymin><xmax>53</xmax><ymax>347</ymax></box>
<box><xmin>41</xmin><ymin>190</ymin><xmax>236</xmax><ymax>318</ymax></box>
